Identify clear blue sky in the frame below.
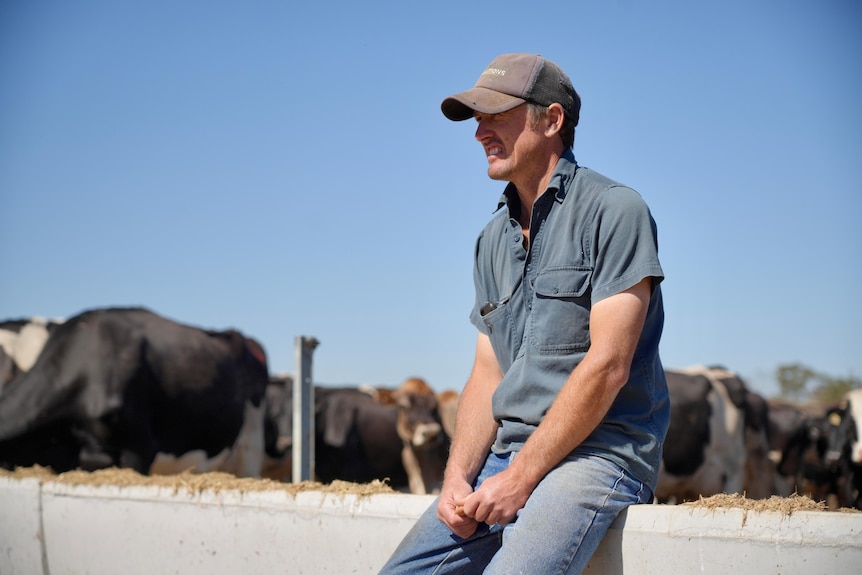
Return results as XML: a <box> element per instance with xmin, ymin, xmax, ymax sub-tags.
<box><xmin>2</xmin><ymin>1</ymin><xmax>860</xmax><ymax>398</ymax></box>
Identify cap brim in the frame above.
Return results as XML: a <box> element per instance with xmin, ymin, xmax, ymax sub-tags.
<box><xmin>441</xmin><ymin>87</ymin><xmax>527</xmax><ymax>121</ymax></box>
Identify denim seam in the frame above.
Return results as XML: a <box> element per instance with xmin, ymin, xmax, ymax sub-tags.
<box><xmin>432</xmin><ymin>550</ymin><xmax>460</xmax><ymax>575</ymax></box>
<box><xmin>560</xmin><ymin>467</ymin><xmax>626</xmax><ymax>574</ymax></box>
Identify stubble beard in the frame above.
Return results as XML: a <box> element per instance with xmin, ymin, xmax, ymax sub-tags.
<box><xmin>486</xmin><ymin>157</ymin><xmax>514</xmax><ymax>182</ymax></box>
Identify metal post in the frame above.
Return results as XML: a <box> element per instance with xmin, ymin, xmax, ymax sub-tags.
<box><xmin>292</xmin><ymin>335</ymin><xmax>319</xmax><ymax>483</ymax></box>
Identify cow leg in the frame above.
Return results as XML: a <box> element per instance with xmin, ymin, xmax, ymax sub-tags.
<box><xmin>417</xmin><ymin>446</ymin><xmax>446</xmax><ymax>495</ymax></box>
<box><xmin>401</xmin><ymin>445</ymin><xmax>427</xmax><ymax>495</ymax></box>
<box><xmin>150</xmin><ymin>448</ymin><xmax>232</xmax><ymax>475</ymax></box>
<box><xmin>120</xmin><ymin>448</ymin><xmax>152</xmax><ymax>474</ymax></box>
<box><xmin>219</xmin><ymin>401</ymin><xmax>265</xmax><ymax>478</ymax></box>
<box><xmin>117</xmin><ymin>418</ymin><xmax>158</xmax><ymax>474</ymax></box>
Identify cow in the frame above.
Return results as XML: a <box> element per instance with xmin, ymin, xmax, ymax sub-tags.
<box><xmin>314</xmin><ymin>386</ymin><xmax>409</xmax><ymax>488</ymax></box>
<box><xmin>655</xmin><ymin>365</ymin><xmax>773</xmax><ymax>503</ymax></box>
<box><xmin>0</xmin><ymin>307</ymin><xmax>270</xmax><ymax>478</ymax></box>
<box><xmin>261</xmin><ymin>377</ymin><xmax>450</xmax><ymax>493</ymax></box>
<box><xmin>766</xmin><ymin>400</ymin><xmax>812</xmax><ymax>496</ymax></box>
<box><xmin>0</xmin><ymin>347</ymin><xmax>15</xmax><ymax>393</ymax></box>
<box><xmin>776</xmin><ymin>403</ymin><xmax>853</xmax><ymax>509</ymax></box>
<box><xmin>794</xmin><ymin>389</ymin><xmax>862</xmax><ymax>510</ymax></box>
<box><xmin>0</xmin><ymin>316</ymin><xmax>64</xmax><ymax>391</ymax></box>
<box><xmin>741</xmin><ymin>388</ymin><xmax>776</xmax><ymax>499</ymax></box>
<box><xmin>259</xmin><ymin>374</ymin><xmax>295</xmax><ymax>482</ymax></box>
<box><xmin>375</xmin><ymin>377</ymin><xmax>449</xmax><ymax>495</ymax></box>
<box><xmin>845</xmin><ymin>388</ymin><xmax>862</xmax><ymax>466</ymax></box>
<box><xmin>767</xmin><ymin>400</ymin><xmax>810</xmax><ymax>456</ymax></box>
<box><xmin>840</xmin><ymin>388</ymin><xmax>862</xmax><ymax>509</ymax></box>
<box><xmin>312</xmin><ymin>378</ymin><xmax>449</xmax><ymax>493</ymax></box>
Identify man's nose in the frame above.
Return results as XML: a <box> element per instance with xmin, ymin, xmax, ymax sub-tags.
<box><xmin>475</xmin><ymin>122</ymin><xmax>491</xmax><ymax>141</ymax></box>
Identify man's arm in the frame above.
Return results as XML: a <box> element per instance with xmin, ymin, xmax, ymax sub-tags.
<box><xmin>436</xmin><ymin>332</ymin><xmax>503</xmax><ymax>538</ymax></box>
<box><xmin>458</xmin><ymin>277</ymin><xmax>653</xmax><ymax>527</ymax></box>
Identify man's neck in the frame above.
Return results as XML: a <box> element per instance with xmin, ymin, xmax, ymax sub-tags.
<box><xmin>511</xmin><ymin>152</ymin><xmax>562</xmax><ymax>229</ymax></box>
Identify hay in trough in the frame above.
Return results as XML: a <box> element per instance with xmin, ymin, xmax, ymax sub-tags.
<box><xmin>0</xmin><ymin>465</ymin><xmax>396</xmax><ymax>497</ymax></box>
<box><xmin>684</xmin><ymin>492</ymin><xmax>827</xmax><ymax>514</ymax></box>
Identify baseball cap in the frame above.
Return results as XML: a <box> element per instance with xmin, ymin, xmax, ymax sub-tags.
<box><xmin>441</xmin><ymin>53</ymin><xmax>580</xmax><ymax>126</ymax></box>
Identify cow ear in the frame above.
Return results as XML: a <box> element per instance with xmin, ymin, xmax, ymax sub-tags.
<box><xmin>376</xmin><ymin>389</ymin><xmax>397</xmax><ymax>406</ymax></box>
<box><xmin>396</xmin><ymin>393</ymin><xmax>412</xmax><ymax>410</ymax></box>
<box><xmin>244</xmin><ymin>338</ymin><xmax>268</xmax><ymax>366</ymax></box>
<box><xmin>777</xmin><ymin>450</ymin><xmax>799</xmax><ymax>476</ymax></box>
<box><xmin>778</xmin><ymin>427</ymin><xmax>807</xmax><ymax>476</ymax></box>
<box><xmin>322</xmin><ymin>394</ymin><xmax>357</xmax><ymax>448</ymax></box>
<box><xmin>213</xmin><ymin>330</ymin><xmax>246</xmax><ymax>357</ymax></box>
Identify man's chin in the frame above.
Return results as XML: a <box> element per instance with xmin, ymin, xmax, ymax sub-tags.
<box><xmin>486</xmin><ymin>165</ymin><xmax>510</xmax><ymax>182</ymax></box>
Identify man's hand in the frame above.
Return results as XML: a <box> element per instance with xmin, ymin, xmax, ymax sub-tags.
<box><xmin>454</xmin><ymin>467</ymin><xmax>532</xmax><ymax>527</ymax></box>
<box><xmin>437</xmin><ymin>476</ymin><xmax>480</xmax><ymax>539</ymax></box>
<box><xmin>435</xmin><ymin>332</ymin><xmax>504</xmax><ymax>540</ymax></box>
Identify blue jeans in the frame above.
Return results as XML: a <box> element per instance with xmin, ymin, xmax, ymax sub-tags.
<box><xmin>378</xmin><ymin>451</ymin><xmax>652</xmax><ymax>575</ymax></box>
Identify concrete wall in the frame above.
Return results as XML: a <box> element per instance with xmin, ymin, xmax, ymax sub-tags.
<box><xmin>1</xmin><ymin>475</ymin><xmax>860</xmax><ymax>574</ymax></box>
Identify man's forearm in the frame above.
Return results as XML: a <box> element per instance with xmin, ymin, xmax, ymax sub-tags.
<box><xmin>445</xmin><ymin>333</ymin><xmax>502</xmax><ymax>484</ymax></box>
<box><xmin>507</xmin><ymin>279</ymin><xmax>652</xmax><ymax>487</ymax></box>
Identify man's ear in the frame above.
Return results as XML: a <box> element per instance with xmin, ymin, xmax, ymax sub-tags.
<box><xmin>545</xmin><ymin>103</ymin><xmax>565</xmax><ymax>138</ymax></box>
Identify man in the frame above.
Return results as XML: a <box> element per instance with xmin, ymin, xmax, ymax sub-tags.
<box><xmin>379</xmin><ymin>53</ymin><xmax>669</xmax><ymax>574</ymax></box>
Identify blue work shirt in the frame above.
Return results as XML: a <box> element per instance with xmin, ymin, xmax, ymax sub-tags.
<box><xmin>469</xmin><ymin>150</ymin><xmax>669</xmax><ymax>487</ymax></box>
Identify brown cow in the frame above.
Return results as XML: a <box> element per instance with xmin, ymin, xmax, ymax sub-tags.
<box><xmin>375</xmin><ymin>377</ymin><xmax>449</xmax><ymax>494</ymax></box>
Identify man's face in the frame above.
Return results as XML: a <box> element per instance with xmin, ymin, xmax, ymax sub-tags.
<box><xmin>473</xmin><ymin>104</ymin><xmax>545</xmax><ymax>182</ymax></box>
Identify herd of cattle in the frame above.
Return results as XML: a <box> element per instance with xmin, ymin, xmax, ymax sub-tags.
<box><xmin>1</xmin><ymin>307</ymin><xmax>860</xmax><ymax>509</ymax></box>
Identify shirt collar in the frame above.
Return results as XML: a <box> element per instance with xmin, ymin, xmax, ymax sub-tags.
<box><xmin>494</xmin><ymin>149</ymin><xmax>578</xmax><ymax>213</ymax></box>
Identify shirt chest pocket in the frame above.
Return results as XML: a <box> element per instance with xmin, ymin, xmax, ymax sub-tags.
<box><xmin>530</xmin><ymin>267</ymin><xmax>592</xmax><ymax>354</ymax></box>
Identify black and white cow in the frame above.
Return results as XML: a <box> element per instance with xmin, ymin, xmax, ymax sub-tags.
<box><xmin>765</xmin><ymin>399</ymin><xmax>812</xmax><ymax>496</ymax></box>
<box><xmin>776</xmin><ymin>402</ymin><xmax>854</xmax><ymax>509</ymax></box>
<box><xmin>844</xmin><ymin>388</ymin><xmax>862</xmax><ymax>468</ymax></box>
<box><xmin>740</xmin><ymin>387</ymin><xmax>776</xmax><ymax>499</ymax></box>
<box><xmin>841</xmin><ymin>388</ymin><xmax>862</xmax><ymax>509</ymax></box>
<box><xmin>655</xmin><ymin>365</ymin><xmax>774</xmax><ymax>502</ymax></box>
<box><xmin>0</xmin><ymin>307</ymin><xmax>270</xmax><ymax>477</ymax></box>
<box><xmin>797</xmin><ymin>388</ymin><xmax>862</xmax><ymax>509</ymax></box>
<box><xmin>0</xmin><ymin>316</ymin><xmax>65</xmax><ymax>391</ymax></box>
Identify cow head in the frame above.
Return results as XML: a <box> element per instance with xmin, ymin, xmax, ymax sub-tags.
<box><xmin>382</xmin><ymin>377</ymin><xmax>444</xmax><ymax>450</ymax></box>
<box><xmin>776</xmin><ymin>406</ymin><xmax>855</xmax><ymax>507</ymax></box>
<box><xmin>259</xmin><ymin>375</ymin><xmax>294</xmax><ymax>482</ymax></box>
<box><xmin>263</xmin><ymin>375</ymin><xmax>293</xmax><ymax>457</ymax></box>
<box><xmin>824</xmin><ymin>408</ymin><xmax>852</xmax><ymax>470</ymax></box>
<box><xmin>210</xmin><ymin>330</ymin><xmax>270</xmax><ymax>407</ymax></box>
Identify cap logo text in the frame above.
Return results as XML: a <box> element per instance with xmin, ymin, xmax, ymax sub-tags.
<box><xmin>482</xmin><ymin>67</ymin><xmax>508</xmax><ymax>77</ymax></box>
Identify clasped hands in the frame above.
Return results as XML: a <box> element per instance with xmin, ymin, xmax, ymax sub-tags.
<box><xmin>436</xmin><ymin>468</ymin><xmax>532</xmax><ymax>539</ymax></box>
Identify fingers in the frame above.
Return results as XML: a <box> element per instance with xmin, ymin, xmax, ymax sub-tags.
<box><xmin>451</xmin><ymin>521</ymin><xmax>479</xmax><ymax>540</ymax></box>
<box><xmin>437</xmin><ymin>500</ymin><xmax>479</xmax><ymax>539</ymax></box>
<box><xmin>457</xmin><ymin>491</ymin><xmax>516</xmax><ymax>526</ymax></box>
